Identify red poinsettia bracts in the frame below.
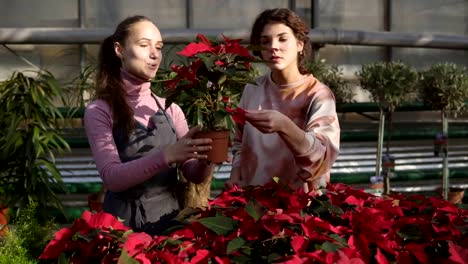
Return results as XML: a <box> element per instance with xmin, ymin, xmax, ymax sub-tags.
<box><xmin>39</xmin><ymin>211</ymin><xmax>130</xmax><ymax>262</ymax></box>
<box><xmin>41</xmin><ymin>182</ymin><xmax>468</xmax><ymax>263</ymax></box>
<box><xmin>162</xmin><ymin>33</ymin><xmax>257</xmax><ymax>131</ymax></box>
<box><xmin>225</xmin><ymin>106</ymin><xmax>247</xmax><ymax>125</ymax></box>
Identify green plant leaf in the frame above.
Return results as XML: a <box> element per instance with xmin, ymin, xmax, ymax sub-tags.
<box><xmin>244</xmin><ymin>198</ymin><xmax>267</xmax><ymax>221</ymax></box>
<box><xmin>319</xmin><ymin>241</ymin><xmax>342</xmax><ymax>252</ymax></box>
<box><xmin>118</xmin><ymin>248</ymin><xmax>140</xmax><ymax>264</ymax></box>
<box><xmin>396</xmin><ymin>224</ymin><xmax>424</xmax><ymax>240</ymax></box>
<box><xmin>198</xmin><ymin>215</ymin><xmax>237</xmax><ymax>236</ymax></box>
<box><xmin>329</xmin><ymin>234</ymin><xmax>348</xmax><ymax>247</ymax></box>
<box><xmin>227</xmin><ymin>237</ymin><xmax>246</xmax><ymax>255</ymax></box>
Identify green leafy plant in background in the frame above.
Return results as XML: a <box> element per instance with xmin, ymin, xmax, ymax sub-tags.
<box><xmin>63</xmin><ymin>64</ymin><xmax>96</xmax><ymax>108</ymax></box>
<box><xmin>357</xmin><ymin>61</ymin><xmax>418</xmax><ymax>113</ymax></box>
<box><xmin>418</xmin><ymin>63</ymin><xmax>468</xmax><ymax>115</ymax></box>
<box><xmin>356</xmin><ymin>61</ymin><xmax>418</xmax><ymax>194</ymax></box>
<box><xmin>418</xmin><ymin>63</ymin><xmax>468</xmax><ymax>200</ymax></box>
<box><xmin>305</xmin><ymin>59</ymin><xmax>354</xmax><ymax>104</ymax></box>
<box><xmin>0</xmin><ymin>203</ymin><xmax>58</xmax><ymax>264</ymax></box>
<box><xmin>0</xmin><ymin>71</ymin><xmax>70</xmax><ymax>222</ymax></box>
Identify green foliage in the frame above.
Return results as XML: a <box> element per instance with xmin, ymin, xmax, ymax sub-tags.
<box><xmin>418</xmin><ymin>63</ymin><xmax>468</xmax><ymax>114</ymax></box>
<box><xmin>357</xmin><ymin>61</ymin><xmax>418</xmax><ymax>112</ymax></box>
<box><xmin>0</xmin><ymin>203</ymin><xmax>58</xmax><ymax>263</ymax></box>
<box><xmin>305</xmin><ymin>59</ymin><xmax>354</xmax><ymax>104</ymax></box>
<box><xmin>62</xmin><ymin>64</ymin><xmax>96</xmax><ymax>108</ymax></box>
<box><xmin>0</xmin><ymin>71</ymin><xmax>70</xmax><ymax>221</ymax></box>
<box><xmin>0</xmin><ymin>231</ymin><xmax>37</xmax><ymax>264</ymax></box>
<box><xmin>12</xmin><ymin>203</ymin><xmax>59</xmax><ymax>259</ymax></box>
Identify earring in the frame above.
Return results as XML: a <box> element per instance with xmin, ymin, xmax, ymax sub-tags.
<box><xmin>299</xmin><ymin>51</ymin><xmax>303</xmax><ymax>56</ymax></box>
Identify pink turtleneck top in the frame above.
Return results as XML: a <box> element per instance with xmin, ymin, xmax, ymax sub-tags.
<box><xmin>231</xmin><ymin>73</ymin><xmax>340</xmax><ymax>190</ymax></box>
<box><xmin>84</xmin><ymin>70</ymin><xmax>191</xmax><ymax>192</ymax></box>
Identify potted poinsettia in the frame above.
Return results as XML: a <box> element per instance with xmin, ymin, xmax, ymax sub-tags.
<box><xmin>162</xmin><ymin>33</ymin><xmax>256</xmax><ymax>163</ymax></box>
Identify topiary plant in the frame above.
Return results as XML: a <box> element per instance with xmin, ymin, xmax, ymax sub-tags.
<box><xmin>418</xmin><ymin>63</ymin><xmax>468</xmax><ymax>200</ymax></box>
<box><xmin>418</xmin><ymin>62</ymin><xmax>468</xmax><ymax>115</ymax></box>
<box><xmin>356</xmin><ymin>61</ymin><xmax>418</xmax><ymax>194</ymax></box>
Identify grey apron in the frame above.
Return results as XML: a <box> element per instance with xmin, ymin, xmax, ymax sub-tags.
<box><xmin>103</xmin><ymin>95</ymin><xmax>179</xmax><ymax>235</ymax></box>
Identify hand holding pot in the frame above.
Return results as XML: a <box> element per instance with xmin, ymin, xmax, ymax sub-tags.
<box><xmin>164</xmin><ymin>126</ymin><xmax>212</xmax><ymax>164</ymax></box>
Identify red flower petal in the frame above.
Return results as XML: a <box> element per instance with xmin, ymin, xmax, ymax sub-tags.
<box><xmin>291</xmin><ymin>235</ymin><xmax>308</xmax><ymax>254</ymax></box>
<box><xmin>375</xmin><ymin>247</ymin><xmax>389</xmax><ymax>264</ymax></box>
<box><xmin>39</xmin><ymin>227</ymin><xmax>76</xmax><ymax>259</ymax></box>
<box><xmin>178</xmin><ymin>42</ymin><xmax>213</xmax><ymax>57</ymax></box>
<box><xmin>123</xmin><ymin>232</ymin><xmax>153</xmax><ymax>256</ymax></box>
<box><xmin>448</xmin><ymin>241</ymin><xmax>468</xmax><ymax>264</ymax></box>
<box><xmin>197</xmin><ymin>33</ymin><xmax>212</xmax><ymax>46</ymax></box>
<box><xmin>226</xmin><ymin>106</ymin><xmax>246</xmax><ymax>125</ymax></box>
<box><xmin>190</xmin><ymin>249</ymin><xmax>210</xmax><ymax>263</ymax></box>
<box><xmin>84</xmin><ymin>211</ymin><xmax>129</xmax><ymax>231</ymax></box>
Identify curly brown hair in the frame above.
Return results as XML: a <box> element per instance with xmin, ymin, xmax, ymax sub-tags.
<box><xmin>250</xmin><ymin>8</ymin><xmax>312</xmax><ymax>74</ymax></box>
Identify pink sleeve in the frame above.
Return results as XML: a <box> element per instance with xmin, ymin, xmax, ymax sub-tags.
<box><xmin>84</xmin><ymin>100</ymin><xmax>171</xmax><ymax>192</ymax></box>
<box><xmin>295</xmin><ymin>87</ymin><xmax>340</xmax><ymax>184</ymax></box>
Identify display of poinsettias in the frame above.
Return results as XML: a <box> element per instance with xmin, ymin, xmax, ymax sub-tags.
<box><xmin>39</xmin><ymin>210</ymin><xmax>130</xmax><ymax>263</ymax></box>
<box><xmin>161</xmin><ymin>33</ymin><xmax>255</xmax><ymax>131</ymax></box>
<box><xmin>41</xmin><ymin>182</ymin><xmax>468</xmax><ymax>263</ymax></box>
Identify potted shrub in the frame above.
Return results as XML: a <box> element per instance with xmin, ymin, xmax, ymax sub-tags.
<box><xmin>356</xmin><ymin>61</ymin><xmax>418</xmax><ymax>194</ymax></box>
<box><xmin>0</xmin><ymin>71</ymin><xmax>70</xmax><ymax>222</ymax></box>
<box><xmin>418</xmin><ymin>62</ymin><xmax>468</xmax><ymax>201</ymax></box>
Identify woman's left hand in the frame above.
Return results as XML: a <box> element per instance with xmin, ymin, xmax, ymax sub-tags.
<box><xmin>245</xmin><ymin>109</ymin><xmax>287</xmax><ymax>134</ymax></box>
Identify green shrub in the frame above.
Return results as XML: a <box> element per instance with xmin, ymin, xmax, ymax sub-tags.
<box><xmin>0</xmin><ymin>203</ymin><xmax>58</xmax><ymax>263</ymax></box>
<box><xmin>418</xmin><ymin>62</ymin><xmax>468</xmax><ymax>115</ymax></box>
<box><xmin>0</xmin><ymin>71</ymin><xmax>70</xmax><ymax>221</ymax></box>
<box><xmin>0</xmin><ymin>231</ymin><xmax>37</xmax><ymax>264</ymax></box>
<box><xmin>305</xmin><ymin>59</ymin><xmax>354</xmax><ymax>104</ymax></box>
<box><xmin>356</xmin><ymin>61</ymin><xmax>418</xmax><ymax>112</ymax></box>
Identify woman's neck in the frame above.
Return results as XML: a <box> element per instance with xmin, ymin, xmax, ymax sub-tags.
<box><xmin>270</xmin><ymin>68</ymin><xmax>304</xmax><ymax>85</ymax></box>
<box><xmin>120</xmin><ymin>68</ymin><xmax>151</xmax><ymax>99</ymax></box>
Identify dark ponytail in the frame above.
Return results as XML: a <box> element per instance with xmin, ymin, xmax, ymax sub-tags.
<box><xmin>95</xmin><ymin>15</ymin><xmax>152</xmax><ymax>137</ymax></box>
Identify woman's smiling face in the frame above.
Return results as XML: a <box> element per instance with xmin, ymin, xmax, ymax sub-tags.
<box><xmin>114</xmin><ymin>20</ymin><xmax>163</xmax><ymax>80</ymax></box>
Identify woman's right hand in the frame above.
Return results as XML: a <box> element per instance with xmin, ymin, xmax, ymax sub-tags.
<box><xmin>164</xmin><ymin>126</ymin><xmax>212</xmax><ymax>164</ymax></box>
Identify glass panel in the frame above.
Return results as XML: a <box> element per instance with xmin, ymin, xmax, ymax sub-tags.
<box><xmin>192</xmin><ymin>0</ymin><xmax>288</xmax><ymax>29</ymax></box>
<box><xmin>392</xmin><ymin>0</ymin><xmax>468</xmax><ymax>67</ymax></box>
<box><xmin>85</xmin><ymin>0</ymin><xmax>186</xmax><ymax>29</ymax></box>
<box><xmin>0</xmin><ymin>0</ymin><xmax>78</xmax><ymax>27</ymax></box>
<box><xmin>318</xmin><ymin>0</ymin><xmax>384</xmax><ymax>31</ymax></box>
<box><xmin>315</xmin><ymin>0</ymin><xmax>385</xmax><ymax>101</ymax></box>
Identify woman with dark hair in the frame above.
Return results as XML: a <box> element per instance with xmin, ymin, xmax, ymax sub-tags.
<box><xmin>226</xmin><ymin>8</ymin><xmax>340</xmax><ymax>192</ymax></box>
<box><xmin>84</xmin><ymin>15</ymin><xmax>213</xmax><ymax>234</ymax></box>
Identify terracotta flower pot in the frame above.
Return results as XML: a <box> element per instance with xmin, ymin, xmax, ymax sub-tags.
<box><xmin>194</xmin><ymin>130</ymin><xmax>230</xmax><ymax>164</ymax></box>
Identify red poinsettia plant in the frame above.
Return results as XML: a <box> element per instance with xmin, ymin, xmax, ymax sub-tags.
<box><xmin>162</xmin><ymin>33</ymin><xmax>255</xmax><ymax>131</ymax></box>
<box><xmin>41</xmin><ymin>181</ymin><xmax>468</xmax><ymax>264</ymax></box>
